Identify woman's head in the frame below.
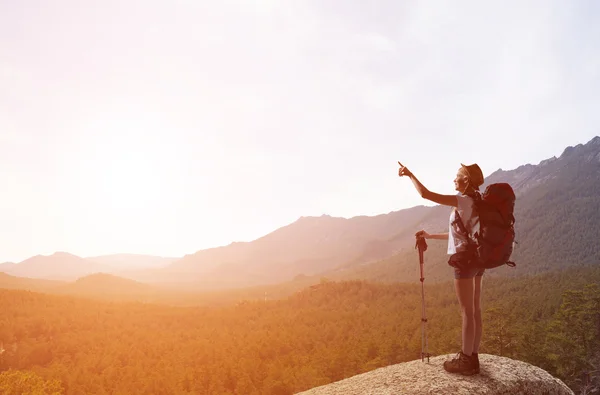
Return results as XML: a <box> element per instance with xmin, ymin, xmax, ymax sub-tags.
<box><xmin>454</xmin><ymin>163</ymin><xmax>484</xmax><ymax>195</ymax></box>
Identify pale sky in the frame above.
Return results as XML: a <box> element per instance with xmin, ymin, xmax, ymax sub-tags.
<box><xmin>1</xmin><ymin>0</ymin><xmax>599</xmax><ymax>263</ymax></box>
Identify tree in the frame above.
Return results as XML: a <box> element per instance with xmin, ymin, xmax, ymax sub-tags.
<box><xmin>0</xmin><ymin>369</ymin><xmax>63</xmax><ymax>395</ymax></box>
<box><xmin>546</xmin><ymin>284</ymin><xmax>600</xmax><ymax>392</ymax></box>
<box><xmin>482</xmin><ymin>306</ymin><xmax>516</xmax><ymax>357</ymax></box>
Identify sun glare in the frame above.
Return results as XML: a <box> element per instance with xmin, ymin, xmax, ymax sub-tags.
<box><xmin>79</xmin><ymin>116</ymin><xmax>175</xmax><ymax>221</ymax></box>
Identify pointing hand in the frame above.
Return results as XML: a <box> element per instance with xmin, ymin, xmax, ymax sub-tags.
<box><xmin>398</xmin><ymin>161</ymin><xmax>412</xmax><ymax>177</ymax></box>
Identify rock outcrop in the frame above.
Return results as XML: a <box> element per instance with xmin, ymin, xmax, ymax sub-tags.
<box><xmin>296</xmin><ymin>354</ymin><xmax>574</xmax><ymax>395</ymax></box>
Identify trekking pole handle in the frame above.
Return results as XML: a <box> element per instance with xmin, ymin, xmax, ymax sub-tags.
<box><xmin>415</xmin><ymin>235</ymin><xmax>428</xmax><ymax>258</ymax></box>
<box><xmin>415</xmin><ymin>235</ymin><xmax>428</xmax><ymax>281</ymax></box>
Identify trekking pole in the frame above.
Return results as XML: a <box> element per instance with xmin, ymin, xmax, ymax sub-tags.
<box><xmin>415</xmin><ymin>234</ymin><xmax>430</xmax><ymax>363</ymax></box>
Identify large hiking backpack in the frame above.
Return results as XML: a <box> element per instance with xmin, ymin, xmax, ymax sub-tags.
<box><xmin>454</xmin><ymin>183</ymin><xmax>517</xmax><ymax>269</ymax></box>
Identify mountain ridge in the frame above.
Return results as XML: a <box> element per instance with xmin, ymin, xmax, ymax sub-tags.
<box><xmin>158</xmin><ymin>135</ymin><xmax>600</xmax><ymax>288</ymax></box>
<box><xmin>3</xmin><ymin>135</ymin><xmax>598</xmax><ymax>289</ymax></box>
<box><xmin>3</xmin><ymin>253</ymin><xmax>180</xmax><ymax>281</ymax></box>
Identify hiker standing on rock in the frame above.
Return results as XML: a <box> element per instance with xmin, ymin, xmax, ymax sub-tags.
<box><xmin>398</xmin><ymin>162</ymin><xmax>485</xmax><ymax>376</ymax></box>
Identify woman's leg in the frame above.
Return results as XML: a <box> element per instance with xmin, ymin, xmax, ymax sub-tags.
<box><xmin>454</xmin><ymin>278</ymin><xmax>475</xmax><ymax>355</ymax></box>
<box><xmin>473</xmin><ymin>274</ymin><xmax>483</xmax><ymax>353</ymax></box>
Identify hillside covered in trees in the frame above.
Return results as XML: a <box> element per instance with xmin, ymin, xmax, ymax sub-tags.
<box><xmin>1</xmin><ymin>266</ymin><xmax>599</xmax><ymax>394</ymax></box>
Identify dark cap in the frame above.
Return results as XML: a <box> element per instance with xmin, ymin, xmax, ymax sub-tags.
<box><xmin>460</xmin><ymin>163</ymin><xmax>484</xmax><ymax>189</ymax></box>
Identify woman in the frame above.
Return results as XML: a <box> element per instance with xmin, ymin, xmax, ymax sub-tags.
<box><xmin>398</xmin><ymin>161</ymin><xmax>485</xmax><ymax>376</ymax></box>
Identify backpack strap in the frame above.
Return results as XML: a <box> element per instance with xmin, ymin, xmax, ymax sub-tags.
<box><xmin>453</xmin><ymin>210</ymin><xmax>476</xmax><ymax>246</ymax></box>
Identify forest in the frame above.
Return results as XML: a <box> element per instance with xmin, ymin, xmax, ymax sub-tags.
<box><xmin>1</xmin><ymin>266</ymin><xmax>599</xmax><ymax>394</ymax></box>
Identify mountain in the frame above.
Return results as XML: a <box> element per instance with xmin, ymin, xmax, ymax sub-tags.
<box><xmin>0</xmin><ymin>261</ymin><xmax>16</xmax><ymax>272</ymax></box>
<box><xmin>0</xmin><ymin>272</ymin><xmax>66</xmax><ymax>292</ymax></box>
<box><xmin>86</xmin><ymin>254</ymin><xmax>178</xmax><ymax>270</ymax></box>
<box><xmin>4</xmin><ymin>253</ymin><xmax>179</xmax><ymax>282</ymax></box>
<box><xmin>0</xmin><ymin>271</ymin><xmax>204</xmax><ymax>305</ymax></box>
<box><xmin>5</xmin><ymin>136</ymin><xmax>599</xmax><ymax>291</ymax></box>
<box><xmin>135</xmin><ymin>205</ymin><xmax>442</xmax><ymax>288</ymax></box>
<box><xmin>505</xmin><ymin>136</ymin><xmax>600</xmax><ymax>271</ymax></box>
<box><xmin>150</xmin><ymin>137</ymin><xmax>599</xmax><ymax>289</ymax></box>
<box><xmin>6</xmin><ymin>252</ymin><xmax>112</xmax><ymax>281</ymax></box>
<box><xmin>54</xmin><ymin>273</ymin><xmax>163</xmax><ymax>301</ymax></box>
<box><xmin>323</xmin><ymin>135</ymin><xmax>600</xmax><ymax>284</ymax></box>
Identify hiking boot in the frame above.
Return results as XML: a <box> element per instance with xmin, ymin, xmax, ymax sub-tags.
<box><xmin>472</xmin><ymin>353</ymin><xmax>480</xmax><ymax>374</ymax></box>
<box><xmin>443</xmin><ymin>351</ymin><xmax>477</xmax><ymax>376</ymax></box>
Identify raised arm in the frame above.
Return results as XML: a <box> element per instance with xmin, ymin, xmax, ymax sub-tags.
<box><xmin>398</xmin><ymin>162</ymin><xmax>458</xmax><ymax>207</ymax></box>
<box><xmin>416</xmin><ymin>230</ymin><xmax>449</xmax><ymax>240</ymax></box>
<box><xmin>427</xmin><ymin>232</ymin><xmax>450</xmax><ymax>240</ymax></box>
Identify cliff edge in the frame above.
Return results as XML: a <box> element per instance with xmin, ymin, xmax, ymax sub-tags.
<box><xmin>295</xmin><ymin>353</ymin><xmax>573</xmax><ymax>395</ymax></box>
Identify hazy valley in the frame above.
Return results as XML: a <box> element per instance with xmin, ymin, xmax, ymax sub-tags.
<box><xmin>2</xmin><ymin>137</ymin><xmax>599</xmax><ymax>394</ymax></box>
<box><xmin>2</xmin><ymin>136</ymin><xmax>599</xmax><ymax>304</ymax></box>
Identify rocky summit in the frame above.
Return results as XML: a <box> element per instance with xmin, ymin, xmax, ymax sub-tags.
<box><xmin>296</xmin><ymin>354</ymin><xmax>574</xmax><ymax>395</ymax></box>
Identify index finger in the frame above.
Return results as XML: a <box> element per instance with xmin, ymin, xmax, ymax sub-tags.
<box><xmin>398</xmin><ymin>161</ymin><xmax>404</xmax><ymax>167</ymax></box>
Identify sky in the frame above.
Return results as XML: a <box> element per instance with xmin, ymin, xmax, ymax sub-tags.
<box><xmin>1</xmin><ymin>0</ymin><xmax>599</xmax><ymax>263</ymax></box>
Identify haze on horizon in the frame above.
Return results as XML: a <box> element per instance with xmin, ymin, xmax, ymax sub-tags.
<box><xmin>1</xmin><ymin>0</ymin><xmax>599</xmax><ymax>263</ymax></box>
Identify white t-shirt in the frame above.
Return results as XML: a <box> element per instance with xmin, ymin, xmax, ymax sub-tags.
<box><xmin>447</xmin><ymin>195</ymin><xmax>480</xmax><ymax>255</ymax></box>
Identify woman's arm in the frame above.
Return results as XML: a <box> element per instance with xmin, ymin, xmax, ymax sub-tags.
<box><xmin>416</xmin><ymin>230</ymin><xmax>449</xmax><ymax>240</ymax></box>
<box><xmin>427</xmin><ymin>233</ymin><xmax>449</xmax><ymax>240</ymax></box>
<box><xmin>398</xmin><ymin>162</ymin><xmax>458</xmax><ymax>207</ymax></box>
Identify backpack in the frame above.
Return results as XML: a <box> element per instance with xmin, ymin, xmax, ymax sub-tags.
<box><xmin>453</xmin><ymin>183</ymin><xmax>517</xmax><ymax>269</ymax></box>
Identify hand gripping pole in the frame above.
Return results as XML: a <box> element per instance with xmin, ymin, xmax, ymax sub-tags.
<box><xmin>415</xmin><ymin>235</ymin><xmax>430</xmax><ymax>363</ymax></box>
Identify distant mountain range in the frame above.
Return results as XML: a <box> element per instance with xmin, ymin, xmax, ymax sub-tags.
<box><xmin>0</xmin><ymin>272</ymin><xmax>65</xmax><ymax>292</ymax></box>
<box><xmin>0</xmin><ymin>271</ymin><xmax>175</xmax><ymax>304</ymax></box>
<box><xmin>326</xmin><ymin>135</ymin><xmax>600</xmax><ymax>284</ymax></box>
<box><xmin>1</xmin><ymin>206</ymin><xmax>444</xmax><ymax>287</ymax></box>
<box><xmin>87</xmin><ymin>254</ymin><xmax>178</xmax><ymax>270</ymax></box>
<box><xmin>1</xmin><ymin>253</ymin><xmax>177</xmax><ymax>281</ymax></box>
<box><xmin>140</xmin><ymin>135</ymin><xmax>600</xmax><ymax>288</ymax></box>
<box><xmin>0</xmin><ymin>261</ymin><xmax>16</xmax><ymax>272</ymax></box>
<box><xmin>5</xmin><ymin>252</ymin><xmax>109</xmax><ymax>281</ymax></box>
<box><xmin>2</xmin><ymin>136</ymin><xmax>599</xmax><ymax>293</ymax></box>
<box><xmin>130</xmin><ymin>205</ymin><xmax>448</xmax><ymax>288</ymax></box>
